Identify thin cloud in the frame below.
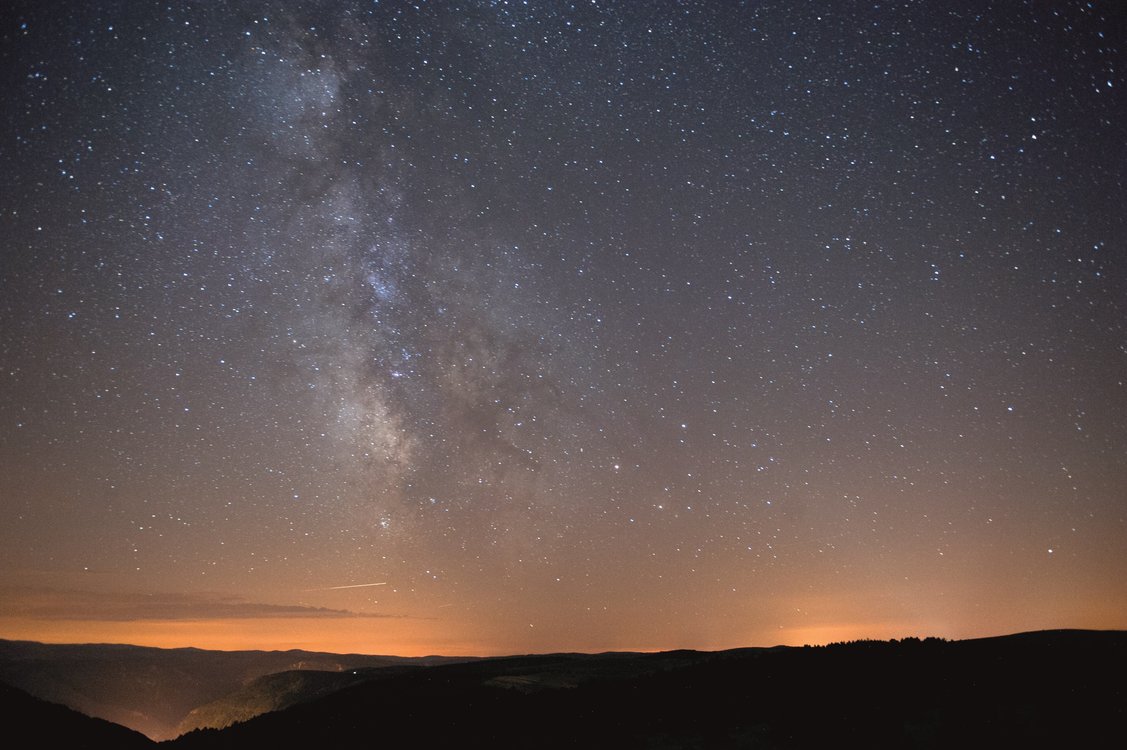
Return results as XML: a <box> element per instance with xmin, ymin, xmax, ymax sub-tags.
<box><xmin>0</xmin><ymin>586</ymin><xmax>405</xmax><ymax>621</ymax></box>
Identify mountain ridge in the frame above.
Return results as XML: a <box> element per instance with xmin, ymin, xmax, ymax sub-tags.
<box><xmin>0</xmin><ymin>638</ymin><xmax>473</xmax><ymax>740</ymax></box>
<box><xmin>2</xmin><ymin>629</ymin><xmax>1124</xmax><ymax>746</ymax></box>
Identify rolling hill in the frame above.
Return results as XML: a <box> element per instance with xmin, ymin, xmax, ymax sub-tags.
<box><xmin>2</xmin><ymin>630</ymin><xmax>1122</xmax><ymax>747</ymax></box>
<box><xmin>0</xmin><ymin>639</ymin><xmax>470</xmax><ymax>740</ymax></box>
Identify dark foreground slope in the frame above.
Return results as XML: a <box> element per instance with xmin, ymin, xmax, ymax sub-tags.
<box><xmin>170</xmin><ymin>630</ymin><xmax>1126</xmax><ymax>749</ymax></box>
<box><xmin>0</xmin><ymin>681</ymin><xmax>154</xmax><ymax>749</ymax></box>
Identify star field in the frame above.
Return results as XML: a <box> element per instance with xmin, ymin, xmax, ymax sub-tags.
<box><xmin>1</xmin><ymin>1</ymin><xmax>1125</xmax><ymax>654</ymax></box>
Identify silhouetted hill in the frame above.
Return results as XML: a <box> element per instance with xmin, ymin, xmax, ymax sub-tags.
<box><xmin>0</xmin><ymin>681</ymin><xmax>154</xmax><ymax>749</ymax></box>
<box><xmin>178</xmin><ymin>649</ymin><xmax>730</xmax><ymax>734</ymax></box>
<box><xmin>4</xmin><ymin>631</ymin><xmax>1121</xmax><ymax>747</ymax></box>
<box><xmin>174</xmin><ymin>666</ymin><xmax>422</xmax><ymax>735</ymax></box>
<box><xmin>168</xmin><ymin>630</ymin><xmax>1127</xmax><ymax>749</ymax></box>
<box><xmin>0</xmin><ymin>639</ymin><xmax>471</xmax><ymax>740</ymax></box>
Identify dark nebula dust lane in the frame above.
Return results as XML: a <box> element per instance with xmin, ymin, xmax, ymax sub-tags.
<box><xmin>1</xmin><ymin>1</ymin><xmax>1125</xmax><ymax>653</ymax></box>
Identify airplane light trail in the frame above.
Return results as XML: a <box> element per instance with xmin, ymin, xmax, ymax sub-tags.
<box><xmin>304</xmin><ymin>582</ymin><xmax>388</xmax><ymax>591</ymax></box>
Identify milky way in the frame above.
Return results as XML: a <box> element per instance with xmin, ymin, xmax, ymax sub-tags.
<box><xmin>1</xmin><ymin>1</ymin><xmax>1125</xmax><ymax>653</ymax></box>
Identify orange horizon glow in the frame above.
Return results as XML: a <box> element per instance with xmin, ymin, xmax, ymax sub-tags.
<box><xmin>3</xmin><ymin>611</ymin><xmax>1124</xmax><ymax>657</ymax></box>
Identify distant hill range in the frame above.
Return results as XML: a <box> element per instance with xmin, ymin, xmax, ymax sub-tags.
<box><xmin>2</xmin><ymin>630</ymin><xmax>1124</xmax><ymax>747</ymax></box>
<box><xmin>0</xmin><ymin>639</ymin><xmax>470</xmax><ymax>740</ymax></box>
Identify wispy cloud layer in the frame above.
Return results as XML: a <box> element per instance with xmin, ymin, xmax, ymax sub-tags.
<box><xmin>0</xmin><ymin>587</ymin><xmax>400</xmax><ymax>621</ymax></box>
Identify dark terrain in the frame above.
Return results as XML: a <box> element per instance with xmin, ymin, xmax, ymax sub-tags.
<box><xmin>0</xmin><ymin>639</ymin><xmax>470</xmax><ymax>739</ymax></box>
<box><xmin>1</xmin><ymin>630</ymin><xmax>1123</xmax><ymax>748</ymax></box>
<box><xmin>0</xmin><ymin>681</ymin><xmax>153</xmax><ymax>750</ymax></box>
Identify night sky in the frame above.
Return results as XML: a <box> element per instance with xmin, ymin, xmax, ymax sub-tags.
<box><xmin>2</xmin><ymin>1</ymin><xmax>1125</xmax><ymax>655</ymax></box>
